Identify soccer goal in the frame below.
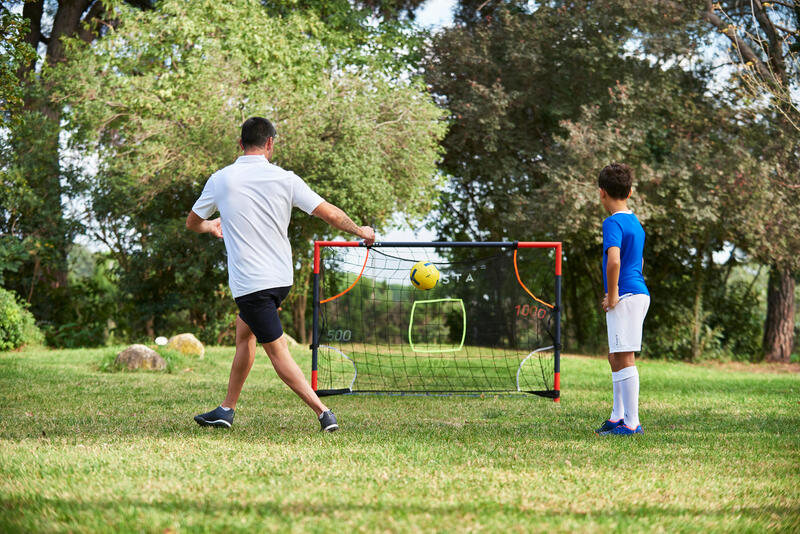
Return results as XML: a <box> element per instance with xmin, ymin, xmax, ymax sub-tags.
<box><xmin>311</xmin><ymin>241</ymin><xmax>562</xmax><ymax>401</ymax></box>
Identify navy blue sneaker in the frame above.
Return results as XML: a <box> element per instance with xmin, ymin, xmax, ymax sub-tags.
<box><xmin>610</xmin><ymin>423</ymin><xmax>643</xmax><ymax>436</ymax></box>
<box><xmin>194</xmin><ymin>406</ymin><xmax>234</xmax><ymax>428</ymax></box>
<box><xmin>319</xmin><ymin>410</ymin><xmax>339</xmax><ymax>432</ymax></box>
<box><xmin>595</xmin><ymin>418</ymin><xmax>624</xmax><ymax>435</ymax></box>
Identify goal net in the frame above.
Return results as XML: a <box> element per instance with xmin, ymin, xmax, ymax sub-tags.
<box><xmin>311</xmin><ymin>241</ymin><xmax>561</xmax><ymax>400</ymax></box>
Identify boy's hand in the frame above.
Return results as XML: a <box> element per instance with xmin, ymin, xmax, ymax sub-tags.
<box><xmin>603</xmin><ymin>293</ymin><xmax>619</xmax><ymax>312</ymax></box>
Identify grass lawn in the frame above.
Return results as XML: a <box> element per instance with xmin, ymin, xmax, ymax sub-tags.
<box><xmin>1</xmin><ymin>345</ymin><xmax>798</xmax><ymax>533</ymax></box>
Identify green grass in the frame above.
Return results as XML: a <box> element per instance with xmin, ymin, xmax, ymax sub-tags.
<box><xmin>1</xmin><ymin>346</ymin><xmax>798</xmax><ymax>533</ymax></box>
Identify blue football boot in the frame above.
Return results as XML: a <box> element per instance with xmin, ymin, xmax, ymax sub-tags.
<box><xmin>610</xmin><ymin>423</ymin><xmax>643</xmax><ymax>435</ymax></box>
<box><xmin>595</xmin><ymin>419</ymin><xmax>624</xmax><ymax>435</ymax></box>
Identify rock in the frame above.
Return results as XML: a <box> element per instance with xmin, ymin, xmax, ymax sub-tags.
<box><xmin>167</xmin><ymin>333</ymin><xmax>204</xmax><ymax>358</ymax></box>
<box><xmin>283</xmin><ymin>333</ymin><xmax>299</xmax><ymax>347</ymax></box>
<box><xmin>115</xmin><ymin>344</ymin><xmax>166</xmax><ymax>370</ymax></box>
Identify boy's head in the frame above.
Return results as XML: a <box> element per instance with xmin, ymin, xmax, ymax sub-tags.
<box><xmin>598</xmin><ymin>163</ymin><xmax>633</xmax><ymax>200</ymax></box>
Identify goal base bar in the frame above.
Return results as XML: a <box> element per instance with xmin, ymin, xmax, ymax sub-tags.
<box><xmin>315</xmin><ymin>389</ymin><xmax>560</xmax><ymax>399</ymax></box>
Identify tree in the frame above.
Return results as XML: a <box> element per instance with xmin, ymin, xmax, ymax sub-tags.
<box><xmin>0</xmin><ymin>7</ymin><xmax>36</xmax><ymax>289</ymax></box>
<box><xmin>1</xmin><ymin>0</ymin><xmax>153</xmax><ymax>334</ymax></box>
<box><xmin>53</xmin><ymin>0</ymin><xmax>446</xmax><ymax>343</ymax></box>
<box><xmin>425</xmin><ymin>0</ymin><xmax>779</xmax><ymax>359</ymax></box>
<box><xmin>535</xmin><ymin>80</ymin><xmax>769</xmax><ymax>361</ymax></box>
<box><xmin>0</xmin><ymin>7</ymin><xmax>35</xmax><ymax>115</ymax></box>
<box><xmin>424</xmin><ymin>1</ymin><xmax>686</xmax><ymax>352</ymax></box>
<box><xmin>702</xmin><ymin>0</ymin><xmax>800</xmax><ymax>362</ymax></box>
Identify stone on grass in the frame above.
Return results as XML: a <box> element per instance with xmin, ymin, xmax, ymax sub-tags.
<box><xmin>283</xmin><ymin>333</ymin><xmax>299</xmax><ymax>347</ymax></box>
<box><xmin>115</xmin><ymin>344</ymin><xmax>166</xmax><ymax>370</ymax></box>
<box><xmin>167</xmin><ymin>333</ymin><xmax>204</xmax><ymax>358</ymax></box>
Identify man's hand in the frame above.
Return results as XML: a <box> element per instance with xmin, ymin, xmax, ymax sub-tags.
<box><xmin>186</xmin><ymin>211</ymin><xmax>223</xmax><ymax>239</ymax></box>
<box><xmin>208</xmin><ymin>218</ymin><xmax>223</xmax><ymax>239</ymax></box>
<box><xmin>359</xmin><ymin>226</ymin><xmax>375</xmax><ymax>246</ymax></box>
<box><xmin>312</xmin><ymin>202</ymin><xmax>376</xmax><ymax>244</ymax></box>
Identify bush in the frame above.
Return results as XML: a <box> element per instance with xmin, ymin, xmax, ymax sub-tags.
<box><xmin>44</xmin><ymin>321</ymin><xmax>107</xmax><ymax>349</ymax></box>
<box><xmin>0</xmin><ymin>288</ymin><xmax>44</xmax><ymax>350</ymax></box>
<box><xmin>707</xmin><ymin>279</ymin><xmax>764</xmax><ymax>361</ymax></box>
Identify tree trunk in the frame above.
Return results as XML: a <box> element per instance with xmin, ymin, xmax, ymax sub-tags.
<box><xmin>565</xmin><ymin>259</ymin><xmax>584</xmax><ymax>351</ymax></box>
<box><xmin>763</xmin><ymin>265</ymin><xmax>795</xmax><ymax>363</ymax></box>
<box><xmin>145</xmin><ymin>317</ymin><xmax>155</xmax><ymax>339</ymax></box>
<box><xmin>690</xmin><ymin>251</ymin><xmax>707</xmax><ymax>362</ymax></box>
<box><xmin>292</xmin><ymin>292</ymin><xmax>308</xmax><ymax>345</ymax></box>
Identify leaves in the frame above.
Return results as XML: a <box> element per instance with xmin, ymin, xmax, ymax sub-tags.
<box><xmin>48</xmin><ymin>0</ymin><xmax>446</xmax><ymax>340</ymax></box>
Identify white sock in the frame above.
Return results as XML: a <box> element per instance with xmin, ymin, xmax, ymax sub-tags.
<box><xmin>219</xmin><ymin>405</ymin><xmax>231</xmax><ymax>411</ymax></box>
<box><xmin>615</xmin><ymin>366</ymin><xmax>639</xmax><ymax>428</ymax></box>
<box><xmin>612</xmin><ymin>366</ymin><xmax>638</xmax><ymax>424</ymax></box>
<box><xmin>609</xmin><ymin>376</ymin><xmax>624</xmax><ymax>422</ymax></box>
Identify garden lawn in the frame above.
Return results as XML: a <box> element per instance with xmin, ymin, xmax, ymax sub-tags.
<box><xmin>1</xmin><ymin>346</ymin><xmax>798</xmax><ymax>533</ymax></box>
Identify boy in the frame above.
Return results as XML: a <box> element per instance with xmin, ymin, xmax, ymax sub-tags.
<box><xmin>594</xmin><ymin>163</ymin><xmax>650</xmax><ymax>436</ymax></box>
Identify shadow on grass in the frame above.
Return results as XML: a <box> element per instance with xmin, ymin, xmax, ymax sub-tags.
<box><xmin>4</xmin><ymin>403</ymin><xmax>800</xmax><ymax>449</ymax></box>
<box><xmin>0</xmin><ymin>495</ymin><xmax>797</xmax><ymax>532</ymax></box>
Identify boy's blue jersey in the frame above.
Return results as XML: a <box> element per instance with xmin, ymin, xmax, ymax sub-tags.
<box><xmin>602</xmin><ymin>211</ymin><xmax>649</xmax><ymax>296</ymax></box>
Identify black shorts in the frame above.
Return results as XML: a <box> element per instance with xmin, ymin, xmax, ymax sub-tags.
<box><xmin>235</xmin><ymin>286</ymin><xmax>292</xmax><ymax>344</ymax></box>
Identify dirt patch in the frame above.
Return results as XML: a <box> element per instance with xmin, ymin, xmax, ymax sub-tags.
<box><xmin>699</xmin><ymin>361</ymin><xmax>800</xmax><ymax>374</ymax></box>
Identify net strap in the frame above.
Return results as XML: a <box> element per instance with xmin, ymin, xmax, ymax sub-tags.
<box><xmin>320</xmin><ymin>248</ymin><xmax>370</xmax><ymax>304</ymax></box>
<box><xmin>513</xmin><ymin>249</ymin><xmax>554</xmax><ymax>309</ymax></box>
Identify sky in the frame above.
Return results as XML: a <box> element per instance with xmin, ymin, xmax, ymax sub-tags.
<box><xmin>416</xmin><ymin>0</ymin><xmax>457</xmax><ymax>28</ymax></box>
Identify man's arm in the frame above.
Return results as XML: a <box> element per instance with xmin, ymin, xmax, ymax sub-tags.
<box><xmin>186</xmin><ymin>211</ymin><xmax>223</xmax><ymax>239</ymax></box>
<box><xmin>311</xmin><ymin>202</ymin><xmax>375</xmax><ymax>245</ymax></box>
<box><xmin>603</xmin><ymin>246</ymin><xmax>621</xmax><ymax>311</ymax></box>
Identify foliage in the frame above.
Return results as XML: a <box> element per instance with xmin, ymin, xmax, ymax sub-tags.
<box><xmin>51</xmin><ymin>0</ymin><xmax>446</xmax><ymax>342</ymax></box>
<box><xmin>707</xmin><ymin>1</ymin><xmax>800</xmax><ymax>131</ymax></box>
<box><xmin>0</xmin><ymin>8</ymin><xmax>35</xmax><ymax>118</ymax></box>
<box><xmin>0</xmin><ymin>108</ymin><xmax>81</xmax><ymax>327</ymax></box>
<box><xmin>0</xmin><ymin>287</ymin><xmax>44</xmax><ymax>350</ymax></box>
<box><xmin>425</xmin><ymin>1</ymin><xmax>779</xmax><ymax>360</ymax></box>
<box><xmin>33</xmin><ymin>246</ymin><xmax>119</xmax><ymax>348</ymax></box>
<box><xmin>423</xmin><ymin>2</ymin><xmax>695</xmax><ymax>353</ymax></box>
<box><xmin>708</xmin><ymin>276</ymin><xmax>766</xmax><ymax>361</ymax></box>
<box><xmin>0</xmin><ymin>0</ymin><xmax>155</xmax><ymax>343</ymax></box>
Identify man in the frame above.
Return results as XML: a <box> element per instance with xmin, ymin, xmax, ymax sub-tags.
<box><xmin>186</xmin><ymin>117</ymin><xmax>375</xmax><ymax>432</ymax></box>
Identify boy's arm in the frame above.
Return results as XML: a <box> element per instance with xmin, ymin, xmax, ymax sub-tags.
<box><xmin>604</xmin><ymin>246</ymin><xmax>621</xmax><ymax>311</ymax></box>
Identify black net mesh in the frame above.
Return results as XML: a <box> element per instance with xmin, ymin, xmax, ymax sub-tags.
<box><xmin>315</xmin><ymin>244</ymin><xmax>557</xmax><ymax>396</ymax></box>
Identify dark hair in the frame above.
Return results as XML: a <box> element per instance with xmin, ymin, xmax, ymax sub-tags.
<box><xmin>241</xmin><ymin>117</ymin><xmax>277</xmax><ymax>150</ymax></box>
<box><xmin>598</xmin><ymin>163</ymin><xmax>633</xmax><ymax>200</ymax></box>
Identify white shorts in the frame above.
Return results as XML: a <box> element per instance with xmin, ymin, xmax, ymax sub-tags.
<box><xmin>606</xmin><ymin>293</ymin><xmax>650</xmax><ymax>353</ymax></box>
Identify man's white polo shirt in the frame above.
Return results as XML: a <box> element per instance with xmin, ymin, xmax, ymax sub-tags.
<box><xmin>191</xmin><ymin>155</ymin><xmax>324</xmax><ymax>298</ymax></box>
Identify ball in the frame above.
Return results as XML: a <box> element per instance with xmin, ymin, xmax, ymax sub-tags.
<box><xmin>155</xmin><ymin>336</ymin><xmax>168</xmax><ymax>346</ymax></box>
<box><xmin>410</xmin><ymin>261</ymin><xmax>439</xmax><ymax>290</ymax></box>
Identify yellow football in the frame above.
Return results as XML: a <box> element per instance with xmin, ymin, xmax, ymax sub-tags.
<box><xmin>410</xmin><ymin>261</ymin><xmax>439</xmax><ymax>290</ymax></box>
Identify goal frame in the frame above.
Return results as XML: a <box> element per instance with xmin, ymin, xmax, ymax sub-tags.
<box><xmin>310</xmin><ymin>241</ymin><xmax>562</xmax><ymax>402</ymax></box>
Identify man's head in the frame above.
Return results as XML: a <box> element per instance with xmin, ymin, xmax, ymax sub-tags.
<box><xmin>598</xmin><ymin>163</ymin><xmax>633</xmax><ymax>200</ymax></box>
<box><xmin>240</xmin><ymin>117</ymin><xmax>277</xmax><ymax>158</ymax></box>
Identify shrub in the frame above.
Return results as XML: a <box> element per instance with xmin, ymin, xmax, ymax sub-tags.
<box><xmin>708</xmin><ymin>279</ymin><xmax>764</xmax><ymax>361</ymax></box>
<box><xmin>0</xmin><ymin>288</ymin><xmax>44</xmax><ymax>350</ymax></box>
